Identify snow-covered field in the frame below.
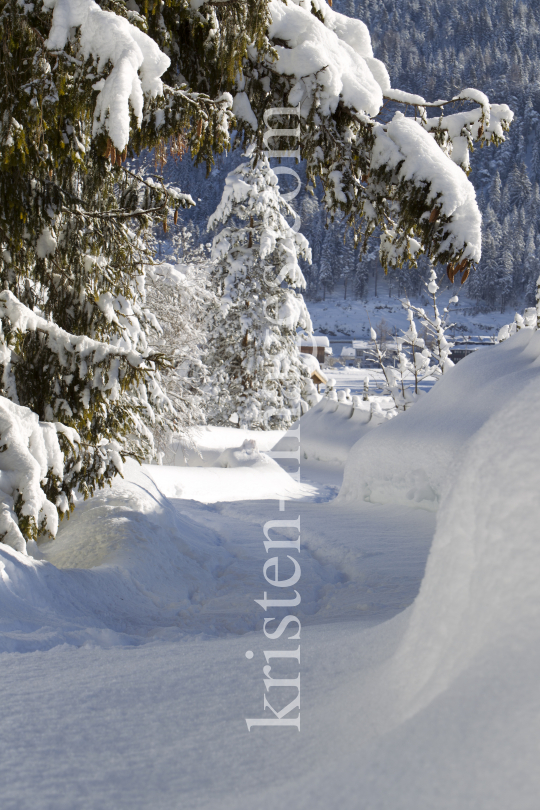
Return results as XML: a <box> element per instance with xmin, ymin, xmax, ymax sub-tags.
<box><xmin>1</xmin><ymin>329</ymin><xmax>539</xmax><ymax>809</ymax></box>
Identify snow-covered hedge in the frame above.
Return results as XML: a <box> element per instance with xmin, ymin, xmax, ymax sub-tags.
<box><xmin>274</xmin><ymin>394</ymin><xmax>394</xmax><ymax>465</ymax></box>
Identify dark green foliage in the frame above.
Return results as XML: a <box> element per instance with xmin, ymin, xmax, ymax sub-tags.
<box><xmin>0</xmin><ymin>0</ymin><xmax>233</xmax><ymax>539</ymax></box>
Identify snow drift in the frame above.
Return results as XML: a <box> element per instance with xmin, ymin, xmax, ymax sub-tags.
<box><xmin>163</xmin><ymin>425</ymin><xmax>285</xmax><ymax>467</ymax></box>
<box><xmin>355</xmin><ymin>344</ymin><xmax>540</xmax><ymax>808</ymax></box>
<box><xmin>392</xmin><ymin>369</ymin><xmax>540</xmax><ymax>715</ymax></box>
<box><xmin>338</xmin><ymin>327</ymin><xmax>540</xmax><ymax>508</ymax></box>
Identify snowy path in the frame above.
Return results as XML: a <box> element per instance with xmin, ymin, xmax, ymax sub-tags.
<box><xmin>0</xmin><ymin>614</ymin><xmax>408</xmax><ymax>810</ymax></box>
<box><xmin>0</xmin><ymin>461</ymin><xmax>435</xmax><ymax>810</ymax></box>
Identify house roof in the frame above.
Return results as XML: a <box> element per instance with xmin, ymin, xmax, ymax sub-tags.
<box><xmin>311</xmin><ymin>369</ymin><xmax>327</xmax><ymax>385</ymax></box>
<box><xmin>296</xmin><ymin>335</ymin><xmax>330</xmax><ymax>347</ymax></box>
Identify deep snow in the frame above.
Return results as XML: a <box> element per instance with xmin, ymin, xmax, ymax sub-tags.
<box><xmin>1</xmin><ymin>329</ymin><xmax>539</xmax><ymax>809</ymax></box>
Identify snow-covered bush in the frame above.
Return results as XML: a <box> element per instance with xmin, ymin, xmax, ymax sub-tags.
<box><xmin>0</xmin><ymin>396</ymin><xmax>81</xmax><ymax>553</ymax></box>
<box><xmin>204</xmin><ymin>150</ymin><xmax>313</xmax><ymax>430</ymax></box>
<box><xmin>402</xmin><ymin>267</ymin><xmax>459</xmax><ymax>377</ymax></box>
<box><xmin>498</xmin><ymin>274</ymin><xmax>540</xmax><ymax>342</ymax></box>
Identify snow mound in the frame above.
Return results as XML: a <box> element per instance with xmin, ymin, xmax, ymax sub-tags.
<box><xmin>0</xmin><ymin>459</ymin><xmax>316</xmax><ymax>653</ymax></box>
<box><xmin>339</xmin><ymin>328</ymin><xmax>540</xmax><ymax>508</ymax></box>
<box><xmin>391</xmin><ymin>372</ymin><xmax>540</xmax><ymax>719</ymax></box>
<box><xmin>214</xmin><ymin>439</ymin><xmax>274</xmax><ymax>468</ymax></box>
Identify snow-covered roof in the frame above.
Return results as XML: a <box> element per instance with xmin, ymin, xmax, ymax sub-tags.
<box><xmin>297</xmin><ymin>335</ymin><xmax>330</xmax><ymax>347</ymax></box>
<box><xmin>341</xmin><ymin>346</ymin><xmax>356</xmax><ymax>357</ymax></box>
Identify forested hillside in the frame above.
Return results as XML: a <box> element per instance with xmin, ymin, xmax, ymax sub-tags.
<box><xmin>353</xmin><ymin>0</ymin><xmax>540</xmax><ymax>311</ymax></box>
<box><xmin>162</xmin><ymin>0</ymin><xmax>538</xmax><ymax>313</ymax></box>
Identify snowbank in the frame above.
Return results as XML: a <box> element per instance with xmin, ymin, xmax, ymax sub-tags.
<box><xmin>391</xmin><ymin>370</ymin><xmax>540</xmax><ymax>713</ymax></box>
<box><xmin>350</xmin><ymin>357</ymin><xmax>540</xmax><ymax>808</ymax></box>
<box><xmin>0</xmin><ymin>458</ymin><xmax>316</xmax><ymax>653</ymax></box>
<box><xmin>143</xmin><ymin>458</ymin><xmax>315</xmax><ymax>503</ymax></box>
<box><xmin>339</xmin><ymin>327</ymin><xmax>540</xmax><ymax>508</ymax></box>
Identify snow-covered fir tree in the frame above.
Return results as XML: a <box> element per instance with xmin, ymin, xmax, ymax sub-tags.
<box><xmin>205</xmin><ymin>150</ymin><xmax>313</xmax><ymax>430</ymax></box>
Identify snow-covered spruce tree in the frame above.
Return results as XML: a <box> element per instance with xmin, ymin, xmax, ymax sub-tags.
<box><xmin>0</xmin><ymin>0</ymin><xmax>233</xmax><ymax>546</ymax></box>
<box><xmin>205</xmin><ymin>150</ymin><xmax>313</xmax><ymax>430</ymax></box>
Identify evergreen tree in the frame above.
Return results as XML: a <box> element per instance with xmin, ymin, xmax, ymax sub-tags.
<box><xmin>204</xmin><ymin>151</ymin><xmax>312</xmax><ymax>430</ymax></box>
<box><xmin>0</xmin><ymin>0</ymin><xmax>232</xmax><ymax>544</ymax></box>
<box><xmin>354</xmin><ymin>259</ymin><xmax>370</xmax><ymax>300</ymax></box>
<box><xmin>319</xmin><ymin>233</ymin><xmax>335</xmax><ymax>300</ymax></box>
<box><xmin>153</xmin><ymin>0</ymin><xmax>512</xmax><ymax>275</ymax></box>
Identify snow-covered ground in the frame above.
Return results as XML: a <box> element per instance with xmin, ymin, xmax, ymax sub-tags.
<box><xmin>1</xmin><ymin>329</ymin><xmax>540</xmax><ymax>809</ymax></box>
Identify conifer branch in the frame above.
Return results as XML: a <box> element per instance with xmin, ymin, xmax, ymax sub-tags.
<box><xmin>61</xmin><ymin>205</ymin><xmax>167</xmax><ymax>220</ymax></box>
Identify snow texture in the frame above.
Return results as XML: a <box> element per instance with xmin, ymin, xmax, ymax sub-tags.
<box><xmin>43</xmin><ymin>0</ymin><xmax>170</xmax><ymax>148</ymax></box>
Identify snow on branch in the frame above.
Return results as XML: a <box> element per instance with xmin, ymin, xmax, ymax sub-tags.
<box><xmin>0</xmin><ymin>396</ymin><xmax>66</xmax><ymax>553</ymax></box>
<box><xmin>0</xmin><ymin>291</ymin><xmax>172</xmax><ymax>420</ymax></box>
<box><xmin>372</xmin><ymin>112</ymin><xmax>482</xmax><ymax>264</ymax></box>
<box><xmin>267</xmin><ymin>0</ymin><xmax>384</xmax><ymax>116</ymax></box>
<box><xmin>43</xmin><ymin>0</ymin><xmax>170</xmax><ymax>149</ymax></box>
<box><xmin>258</xmin><ymin>0</ymin><xmax>512</xmax><ymax>270</ymax></box>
